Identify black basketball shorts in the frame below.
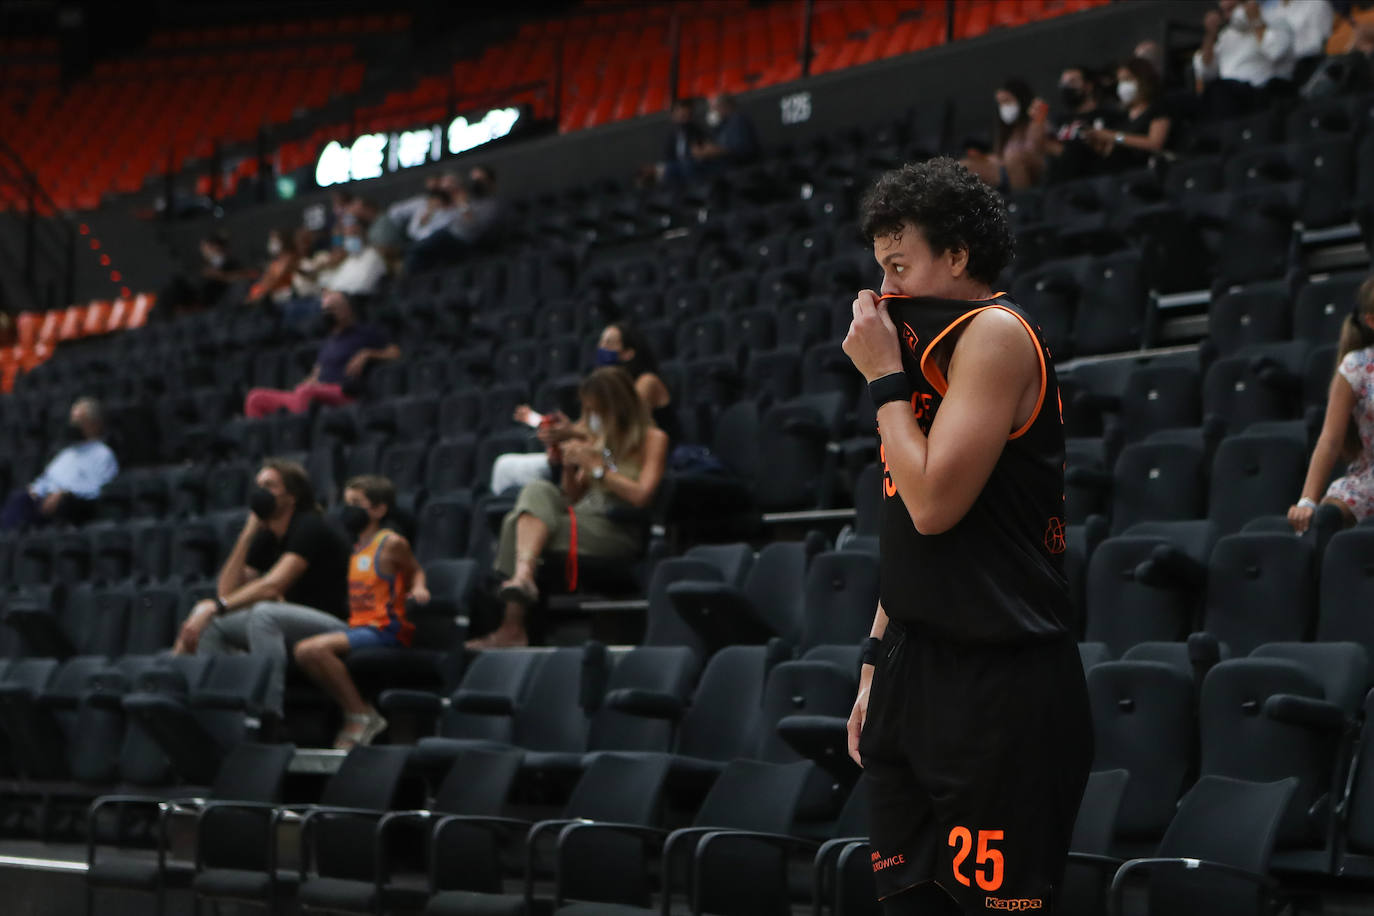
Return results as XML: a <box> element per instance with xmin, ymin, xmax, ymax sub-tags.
<box><xmin>858</xmin><ymin>618</ymin><xmax>1093</xmax><ymax>913</ymax></box>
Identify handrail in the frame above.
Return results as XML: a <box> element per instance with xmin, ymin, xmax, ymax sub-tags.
<box><xmin>0</xmin><ymin>136</ymin><xmax>75</xmax><ymax>312</ymax></box>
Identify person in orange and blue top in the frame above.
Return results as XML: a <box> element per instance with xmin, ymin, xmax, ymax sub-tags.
<box><xmin>294</xmin><ymin>474</ymin><xmax>429</xmax><ymax>749</ymax></box>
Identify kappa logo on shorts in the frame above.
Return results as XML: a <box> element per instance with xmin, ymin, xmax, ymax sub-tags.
<box><xmin>984</xmin><ymin>897</ymin><xmax>1043</xmax><ymax>911</ymax></box>
<box><xmin>870</xmin><ymin>849</ymin><xmax>906</xmax><ymax>872</ymax></box>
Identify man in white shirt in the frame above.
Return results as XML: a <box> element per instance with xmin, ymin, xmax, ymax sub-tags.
<box><xmin>1266</xmin><ymin>0</ymin><xmax>1334</xmax><ymax>59</ymax></box>
<box><xmin>317</xmin><ymin>223</ymin><xmax>387</xmax><ymax>297</ymax></box>
<box><xmin>1</xmin><ymin>397</ymin><xmax>119</xmax><ymax>530</ymax></box>
<box><xmin>1195</xmin><ymin>0</ymin><xmax>1296</xmax><ymax>115</ymax></box>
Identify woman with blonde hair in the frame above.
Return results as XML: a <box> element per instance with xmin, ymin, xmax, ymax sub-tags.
<box><xmin>469</xmin><ymin>366</ymin><xmax>670</xmax><ymax>649</ymax></box>
<box><xmin>1289</xmin><ymin>276</ymin><xmax>1374</xmax><ymax>535</ymax></box>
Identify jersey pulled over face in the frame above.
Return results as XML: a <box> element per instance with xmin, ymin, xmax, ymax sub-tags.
<box><xmin>877</xmin><ymin>293</ymin><xmax>1073</xmax><ymax>642</ymax></box>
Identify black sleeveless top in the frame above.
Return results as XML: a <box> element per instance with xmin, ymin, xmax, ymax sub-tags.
<box><xmin>877</xmin><ymin>293</ymin><xmax>1071</xmax><ymax>643</ymax></box>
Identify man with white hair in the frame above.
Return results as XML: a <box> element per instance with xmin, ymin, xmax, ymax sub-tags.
<box><xmin>1</xmin><ymin>396</ymin><xmax>119</xmax><ymax>530</ymax></box>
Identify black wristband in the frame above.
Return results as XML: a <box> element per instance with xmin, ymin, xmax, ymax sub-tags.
<box><xmin>861</xmin><ymin>636</ymin><xmax>883</xmax><ymax>667</ymax></box>
<box><xmin>215</xmin><ymin>597</ymin><xmax>229</xmax><ymax>615</ymax></box>
<box><xmin>868</xmin><ymin>372</ymin><xmax>913</xmax><ymax>411</ymax></box>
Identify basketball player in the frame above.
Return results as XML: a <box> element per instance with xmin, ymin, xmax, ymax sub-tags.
<box><xmin>842</xmin><ymin>158</ymin><xmax>1092</xmax><ymax>915</ymax></box>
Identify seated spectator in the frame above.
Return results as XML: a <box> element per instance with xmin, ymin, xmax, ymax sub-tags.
<box><xmin>493</xmin><ymin>322</ymin><xmax>678</xmax><ymax>494</ymax></box>
<box><xmin>1194</xmin><ymin>0</ymin><xmax>1296</xmax><ymax>116</ymax></box>
<box><xmin>1303</xmin><ymin>15</ymin><xmax>1374</xmax><ymax>96</ymax></box>
<box><xmin>243</xmin><ymin>290</ymin><xmax>398</xmax><ymax>418</ymax></box>
<box><xmin>651</xmin><ymin>98</ymin><xmax>707</xmax><ymax>186</ymax></box>
<box><xmin>349</xmin><ymin>197</ymin><xmax>408</xmax><ymax>261</ymax></box>
<box><xmin>1086</xmin><ymin>57</ymin><xmax>1173</xmax><ymax>169</ymax></box>
<box><xmin>317</xmin><ymin>222</ymin><xmax>387</xmax><ymax>297</ymax></box>
<box><xmin>692</xmin><ymin>93</ymin><xmax>760</xmax><ymax>174</ymax></box>
<box><xmin>1134</xmin><ymin>39</ymin><xmax>1169</xmax><ymax>82</ymax></box>
<box><xmin>173</xmin><ymin>458</ymin><xmax>352</xmax><ymax>727</ymax></box>
<box><xmin>1268</xmin><ymin>0</ymin><xmax>1335</xmax><ymax>84</ymax></box>
<box><xmin>961</xmin><ymin>79</ymin><xmax>1046</xmax><ymax>192</ymax></box>
<box><xmin>245</xmin><ymin>227</ymin><xmax>300</xmax><ymax>307</ymax></box>
<box><xmin>404</xmin><ymin>167</ymin><xmax>502</xmax><ymax>274</ymax></box>
<box><xmin>294</xmin><ymin>475</ymin><xmax>428</xmax><ymax>749</ymax></box>
<box><xmin>1044</xmin><ymin>65</ymin><xmax>1114</xmax><ymax>182</ymax></box>
<box><xmin>471</xmin><ymin>367</ymin><xmax>670</xmax><ymax>649</ymax></box>
<box><xmin>0</xmin><ymin>397</ymin><xmax>117</xmax><ymax>531</ymax></box>
<box><xmin>160</xmin><ymin>233</ymin><xmax>246</xmax><ymax>317</ymax></box>
<box><xmin>1289</xmin><ymin>276</ymin><xmax>1374</xmax><ymax>537</ymax></box>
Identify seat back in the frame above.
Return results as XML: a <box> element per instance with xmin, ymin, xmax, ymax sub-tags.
<box><xmin>677</xmin><ymin>645</ymin><xmax>774</xmax><ymax>762</ymax></box>
<box><xmin>1087</xmin><ymin>662</ymin><xmax>1194</xmax><ymax>843</ymax></box>
<box><xmin>800</xmin><ymin>551</ymin><xmax>879</xmax><ymax>651</ymax></box>
<box><xmin>742</xmin><ymin>542</ymin><xmax>811</xmax><ymax>646</ymax></box>
<box><xmin>439</xmin><ymin>648</ymin><xmax>542</xmax><ymax>743</ymax></box>
<box><xmin>1317</xmin><ymin>529</ymin><xmax>1374</xmax><ymax>660</ymax></box>
<box><xmin>199</xmin><ymin>741</ymin><xmax>298</xmax><ymax>870</ymax></box>
<box><xmin>432</xmin><ymin>747</ymin><xmax>524</xmax><ymax>816</ymax></box>
<box><xmin>588</xmin><ymin>646</ymin><xmax>699</xmax><ymax>753</ymax></box>
<box><xmin>1202</xmin><ymin>534</ymin><xmax>1314</xmax><ymax>655</ymax></box>
<box><xmin>1147</xmin><ymin>776</ymin><xmax>1297</xmax><ymax>916</ymax></box>
<box><xmin>312</xmin><ymin>745</ymin><xmax>414</xmax><ymax>879</ymax></box>
<box><xmin>1109</xmin><ymin>442</ymin><xmax>1206</xmax><ymax>534</ymax></box>
<box><xmin>1207</xmin><ymin>435</ymin><xmax>1306</xmax><ymax>535</ymax></box>
<box><xmin>1084</xmin><ymin>537</ymin><xmax>1195</xmax><ymax>656</ymax></box>
<box><xmin>511</xmin><ymin>647</ymin><xmax>589</xmax><ymax>753</ymax></box>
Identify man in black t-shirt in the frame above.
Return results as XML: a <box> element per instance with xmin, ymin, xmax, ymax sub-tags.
<box><xmin>173</xmin><ymin>458</ymin><xmax>350</xmax><ymax>721</ymax></box>
<box><xmin>842</xmin><ymin>159</ymin><xmax>1091</xmax><ymax>916</ymax></box>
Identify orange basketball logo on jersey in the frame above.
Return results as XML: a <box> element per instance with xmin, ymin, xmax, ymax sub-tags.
<box><xmin>901</xmin><ymin>322</ymin><xmax>919</xmax><ymax>354</ymax></box>
<box><xmin>1043</xmin><ymin>517</ymin><xmax>1066</xmax><ymax>554</ymax></box>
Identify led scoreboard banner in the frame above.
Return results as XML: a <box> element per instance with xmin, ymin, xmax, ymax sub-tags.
<box><xmin>314</xmin><ymin>106</ymin><xmax>523</xmax><ymax>187</ymax></box>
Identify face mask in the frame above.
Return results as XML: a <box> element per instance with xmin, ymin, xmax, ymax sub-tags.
<box><xmin>998</xmin><ymin>102</ymin><xmax>1021</xmax><ymax>125</ymax></box>
<box><xmin>705</xmin><ymin>109</ymin><xmax>723</xmax><ymax>128</ymax></box>
<box><xmin>343</xmin><ymin>236</ymin><xmax>364</xmax><ymax>255</ymax></box>
<box><xmin>1060</xmin><ymin>85</ymin><xmax>1085</xmax><ymax>109</ymax></box>
<box><xmin>65</xmin><ymin>422</ymin><xmax>85</xmax><ymax>443</ymax></box>
<box><xmin>594</xmin><ymin>347</ymin><xmax>621</xmax><ymax>367</ymax></box>
<box><xmin>267</xmin><ymin>238</ymin><xmax>283</xmax><ymax>257</ymax></box>
<box><xmin>206</xmin><ymin>251</ymin><xmax>226</xmax><ymax>268</ymax></box>
<box><xmin>249</xmin><ymin>486</ymin><xmax>279</xmax><ymax>521</ymax></box>
<box><xmin>468</xmin><ymin>177</ymin><xmax>491</xmax><ymax>198</ymax></box>
<box><xmin>339</xmin><ymin>504</ymin><xmax>371</xmax><ymax>539</ymax></box>
<box><xmin>1230</xmin><ymin>6</ymin><xmax>1252</xmax><ymax>30</ymax></box>
<box><xmin>586</xmin><ymin>413</ymin><xmax>604</xmax><ymax>435</ymax></box>
<box><xmin>1117</xmin><ymin>80</ymin><xmax>1139</xmax><ymax>105</ymax></box>
<box><xmin>320</xmin><ymin>310</ymin><xmax>339</xmax><ymax>333</ymax></box>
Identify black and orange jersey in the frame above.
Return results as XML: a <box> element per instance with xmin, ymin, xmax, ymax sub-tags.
<box><xmin>877</xmin><ymin>293</ymin><xmax>1071</xmax><ymax>642</ymax></box>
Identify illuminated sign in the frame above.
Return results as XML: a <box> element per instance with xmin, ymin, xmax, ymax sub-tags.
<box><xmin>314</xmin><ymin>107</ymin><xmax>522</xmax><ymax>187</ymax></box>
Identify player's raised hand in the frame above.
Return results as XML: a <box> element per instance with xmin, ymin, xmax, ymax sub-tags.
<box><xmin>844</xmin><ymin>289</ymin><xmax>904</xmax><ymax>382</ymax></box>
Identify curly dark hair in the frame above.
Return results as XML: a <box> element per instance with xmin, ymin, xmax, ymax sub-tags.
<box><xmin>859</xmin><ymin>158</ymin><xmax>1015</xmax><ymax>286</ymax></box>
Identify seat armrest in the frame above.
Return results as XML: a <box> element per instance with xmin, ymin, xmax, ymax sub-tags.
<box><xmin>189</xmin><ymin>690</ymin><xmax>248</xmax><ymax>710</ymax></box>
<box><xmin>1109</xmin><ymin>856</ymin><xmax>1278</xmax><ymax>916</ymax></box>
<box><xmin>378</xmin><ymin>689</ymin><xmax>446</xmax><ymax>715</ymax></box>
<box><xmin>1264</xmin><ymin>694</ymin><xmax>1346</xmax><ymax>731</ymax></box>
<box><xmin>602</xmin><ymin>688</ymin><xmax>686</xmax><ymax>720</ymax></box>
<box><xmin>452</xmin><ymin>690</ymin><xmax>516</xmax><ymax>716</ymax></box>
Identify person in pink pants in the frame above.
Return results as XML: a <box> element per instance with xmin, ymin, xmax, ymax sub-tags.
<box><xmin>244</xmin><ymin>290</ymin><xmax>397</xmax><ymax>418</ymax></box>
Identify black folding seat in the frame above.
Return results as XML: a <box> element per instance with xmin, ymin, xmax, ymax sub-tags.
<box><xmin>1083</xmin><ymin>536</ymin><xmax>1198</xmax><ymax>657</ymax></box>
<box><xmin>1009</xmin><ymin>254</ymin><xmax>1091</xmax><ymax>358</ymax></box>
<box><xmin>1288</xmin><ymin>138</ymin><xmax>1356</xmax><ymax>229</ymax></box>
<box><xmin>122</xmin><ymin>654</ymin><xmax>272</xmax><ymax>784</ymax></box>
<box><xmin>124</xmin><ymin>587</ymin><xmax>181</xmax><ymax>655</ymax></box>
<box><xmin>1315</xmin><ymin>529</ymin><xmax>1374</xmax><ymax>666</ymax></box>
<box><xmin>1206</xmin><ymin>434</ymin><xmax>1307</xmax><ymax>536</ymax></box>
<box><xmin>1072</xmin><ymin>249</ymin><xmax>1148</xmax><ymax>355</ymax></box>
<box><xmin>1100</xmin><ymin>441</ymin><xmax>1207</xmax><ymax>534</ymax></box>
<box><xmin>1285</xmin><ymin>96</ymin><xmax>1359</xmax><ymax>143</ymax></box>
<box><xmin>1334</xmin><ymin>687</ymin><xmax>1374</xmax><ymax>878</ymax></box>
<box><xmin>378</xmin><ymin>441</ymin><xmax>429</xmax><ymax>494</ymax></box>
<box><xmin>12</xmin><ymin>531</ymin><xmax>55</xmax><ymax>586</ymax></box>
<box><xmin>414</xmin><ymin>494</ymin><xmax>471</xmax><ymax>565</ymax></box>
<box><xmin>1197</xmin><ymin>534</ymin><xmax>1315</xmax><ymax>655</ymax></box>
<box><xmin>1206</xmin><ymin>280</ymin><xmax>1292</xmax><ymax>358</ymax></box>
<box><xmin>438</xmin><ymin>389</ymin><xmax>485</xmax><ymax>436</ymax></box>
<box><xmin>425</xmin><ymin>436</ymin><xmax>478</xmax><ymax>499</ymax></box>
<box><xmin>1212</xmin><ymin>184</ymin><xmax>1302</xmax><ymax>288</ymax></box>
<box><xmin>192</xmin><ymin>745</ymin><xmax>414</xmax><ymax>915</ymax></box>
<box><xmin>407</xmin><ymin>355</ymin><xmax>453</xmax><ymax>394</ymax></box>
<box><xmin>52</xmin><ymin>529</ymin><xmax>93</xmax><ymax>583</ymax></box>
<box><xmin>809</xmin><ymin>254</ymin><xmax>864</xmax><ymax>300</ymax></box>
<box><xmin>725</xmin><ymin>308</ymin><xmax>778</xmax><ymax>357</ymax></box>
<box><xmin>85</xmin><ymin>741</ymin><xmax>296</xmax><ymax>915</ymax></box>
<box><xmin>1187</xmin><ymin>110</ymin><xmax>1281</xmax><ymax>158</ymax></box>
<box><xmin>1202</xmin><ymin>354</ymin><xmax>1299</xmax><ymax>433</ymax></box>
<box><xmin>787</xmin><ymin>225</ymin><xmax>834</xmax><ymax>267</ymax></box>
<box><xmin>1087</xmin><ymin>658</ymin><xmax>1196</xmax><ymax>860</ymax></box>
<box><xmin>202</xmin><ymin>461</ymin><xmax>253</xmax><ymax>513</ymax></box>
<box><xmin>1292</xmin><ymin>270</ymin><xmax>1368</xmax><ymax>345</ymax></box>
<box><xmin>0</xmin><ymin>654</ymin><xmax>112</xmax><ymax>780</ymax></box>
<box><xmin>743</xmin><ymin>348</ymin><xmax>802</xmax><ymax>405</ymax></box>
<box><xmin>801</xmin><ymin>341</ymin><xmax>861</xmax><ymax>400</ymax></box>
<box><xmin>665</xmin><ymin>541</ymin><xmax>811</xmax><ymax>653</ymax></box>
<box><xmin>776</xmin><ymin>299</ymin><xmax>832</xmax><ymax>351</ymax></box>
<box><xmin>675</xmin><ymin>315</ymin><xmax>730</xmax><ymax>364</ymax></box>
<box><xmin>798</xmin><ymin>551</ymin><xmax>879</xmax><ymax>652</ymax></box>
<box><xmin>1107</xmin><ymin>775</ymin><xmax>1296</xmax><ymax>916</ymax></box>
<box><xmin>423</xmin><ymin>752</ymin><xmax>673</xmax><ymax>915</ymax></box>
<box><xmin>664</xmin><ymin>281</ymin><xmax>711</xmax><ymax>323</ymax></box>
<box><xmin>167</xmin><ymin>520</ymin><xmax>221</xmax><ymax>583</ymax></box>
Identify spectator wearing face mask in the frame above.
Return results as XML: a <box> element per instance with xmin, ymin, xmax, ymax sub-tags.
<box><xmin>0</xmin><ymin>397</ymin><xmax>118</xmax><ymax>531</ymax></box>
<box><xmin>1084</xmin><ymin>57</ymin><xmax>1173</xmax><ymax>169</ymax></box>
<box><xmin>1044</xmin><ymin>66</ymin><xmax>1112</xmax><ymax>181</ymax></box>
<box><xmin>173</xmin><ymin>458</ymin><xmax>352</xmax><ymax>728</ymax></box>
<box><xmin>403</xmin><ymin>167</ymin><xmax>502</xmax><ymax>275</ymax></box>
<box><xmin>243</xmin><ymin>291</ymin><xmax>398</xmax><ymax>418</ymax></box>
<box><xmin>494</xmin><ymin>322</ymin><xmax>677</xmax><ymax>495</ymax></box>
<box><xmin>690</xmin><ymin>94</ymin><xmax>760</xmax><ymax>174</ymax></box>
<box><xmin>159</xmin><ymin>234</ymin><xmax>249</xmax><ymax>318</ymax></box>
<box><xmin>961</xmin><ymin>78</ymin><xmax>1047</xmax><ymax>192</ymax></box>
<box><xmin>245</xmin><ymin>227</ymin><xmax>302</xmax><ymax>307</ymax></box>
<box><xmin>1194</xmin><ymin>0</ymin><xmax>1296</xmax><ymax>116</ymax></box>
<box><xmin>318</xmin><ymin>222</ymin><xmax>387</xmax><ymax>297</ymax></box>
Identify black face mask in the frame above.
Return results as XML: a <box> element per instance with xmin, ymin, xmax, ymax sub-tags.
<box><xmin>339</xmin><ymin>504</ymin><xmax>371</xmax><ymax>539</ymax></box>
<box><xmin>65</xmin><ymin>422</ymin><xmax>85</xmax><ymax>443</ymax></box>
<box><xmin>320</xmin><ymin>310</ymin><xmax>339</xmax><ymax>333</ymax></box>
<box><xmin>249</xmin><ymin>486</ymin><xmax>279</xmax><ymax>521</ymax></box>
<box><xmin>1060</xmin><ymin>85</ymin><xmax>1086</xmax><ymax>109</ymax></box>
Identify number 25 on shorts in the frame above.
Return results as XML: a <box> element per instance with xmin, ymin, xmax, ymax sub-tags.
<box><xmin>947</xmin><ymin>826</ymin><xmax>1005</xmax><ymax>891</ymax></box>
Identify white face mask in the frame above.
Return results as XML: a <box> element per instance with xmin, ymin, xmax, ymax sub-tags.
<box><xmin>1229</xmin><ymin>5</ymin><xmax>1253</xmax><ymax>30</ymax></box>
<box><xmin>1117</xmin><ymin>80</ymin><xmax>1139</xmax><ymax>105</ymax></box>
<box><xmin>998</xmin><ymin>102</ymin><xmax>1021</xmax><ymax>125</ymax></box>
<box><xmin>267</xmin><ymin>238</ymin><xmax>283</xmax><ymax>257</ymax></box>
<box><xmin>206</xmin><ymin>251</ymin><xmax>225</xmax><ymax>268</ymax></box>
<box><xmin>586</xmin><ymin>413</ymin><xmax>603</xmax><ymax>435</ymax></box>
<box><xmin>705</xmin><ymin>109</ymin><xmax>723</xmax><ymax>128</ymax></box>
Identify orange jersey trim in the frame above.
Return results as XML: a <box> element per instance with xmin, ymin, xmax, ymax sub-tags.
<box><xmin>916</xmin><ymin>304</ymin><xmax>1047</xmax><ymax>440</ymax></box>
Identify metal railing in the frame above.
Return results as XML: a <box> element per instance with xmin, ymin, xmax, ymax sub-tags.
<box><xmin>0</xmin><ymin>137</ymin><xmax>74</xmax><ymax>312</ymax></box>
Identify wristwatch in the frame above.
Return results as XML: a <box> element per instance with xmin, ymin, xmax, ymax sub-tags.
<box><xmin>592</xmin><ymin>465</ymin><xmax>606</xmax><ymax>481</ymax></box>
<box><xmin>1114</xmin><ymin>132</ymin><xmax>1125</xmax><ymax>145</ymax></box>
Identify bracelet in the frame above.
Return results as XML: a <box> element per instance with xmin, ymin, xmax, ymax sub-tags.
<box><xmin>214</xmin><ymin>596</ymin><xmax>229</xmax><ymax>615</ymax></box>
<box><xmin>861</xmin><ymin>636</ymin><xmax>883</xmax><ymax>667</ymax></box>
<box><xmin>868</xmin><ymin>372</ymin><xmax>913</xmax><ymax>411</ymax></box>
<box><xmin>1297</xmin><ymin>498</ymin><xmax>1318</xmax><ymax>510</ymax></box>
